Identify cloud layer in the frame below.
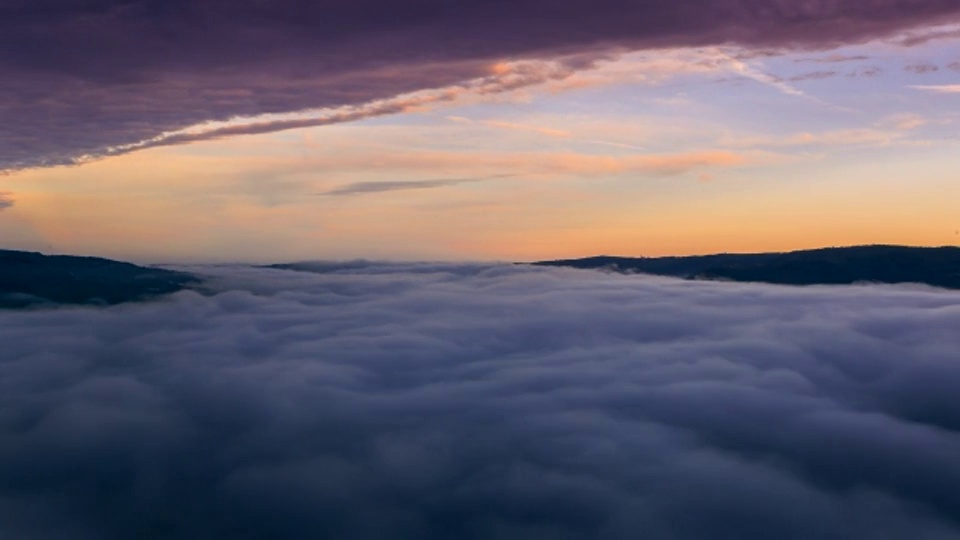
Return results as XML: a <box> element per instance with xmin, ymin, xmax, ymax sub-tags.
<box><xmin>1</xmin><ymin>263</ymin><xmax>960</xmax><ymax>538</ymax></box>
<box><xmin>4</xmin><ymin>0</ymin><xmax>960</xmax><ymax>170</ymax></box>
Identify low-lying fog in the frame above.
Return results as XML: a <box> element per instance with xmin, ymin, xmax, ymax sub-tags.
<box><xmin>2</xmin><ymin>262</ymin><xmax>959</xmax><ymax>539</ymax></box>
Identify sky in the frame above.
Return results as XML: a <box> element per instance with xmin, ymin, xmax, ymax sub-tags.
<box><xmin>2</xmin><ymin>1</ymin><xmax>960</xmax><ymax>263</ymax></box>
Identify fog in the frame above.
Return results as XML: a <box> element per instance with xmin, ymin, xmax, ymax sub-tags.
<box><xmin>1</xmin><ymin>262</ymin><xmax>959</xmax><ymax>539</ymax></box>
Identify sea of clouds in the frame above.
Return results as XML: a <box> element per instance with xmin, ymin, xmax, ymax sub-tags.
<box><xmin>1</xmin><ymin>262</ymin><xmax>959</xmax><ymax>539</ymax></box>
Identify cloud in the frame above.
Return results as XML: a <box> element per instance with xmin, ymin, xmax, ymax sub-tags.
<box><xmin>788</xmin><ymin>70</ymin><xmax>838</xmax><ymax>82</ymax></box>
<box><xmin>949</xmin><ymin>61</ymin><xmax>960</xmax><ymax>72</ymax></box>
<box><xmin>4</xmin><ymin>0</ymin><xmax>960</xmax><ymax>171</ymax></box>
<box><xmin>1</xmin><ymin>263</ymin><xmax>959</xmax><ymax>538</ymax></box>
<box><xmin>877</xmin><ymin>114</ymin><xmax>928</xmax><ymax>131</ymax></box>
<box><xmin>911</xmin><ymin>85</ymin><xmax>960</xmax><ymax>93</ymax></box>
<box><xmin>717</xmin><ymin>52</ymin><xmax>809</xmax><ymax>98</ymax></box>
<box><xmin>447</xmin><ymin>115</ymin><xmax>650</xmax><ymax>151</ymax></box>
<box><xmin>544</xmin><ymin>151</ymin><xmax>748</xmax><ymax>175</ymax></box>
<box><xmin>893</xmin><ymin>24</ymin><xmax>960</xmax><ymax>46</ymax></box>
<box><xmin>847</xmin><ymin>66</ymin><xmax>884</xmax><ymax>78</ymax></box>
<box><xmin>721</xmin><ymin>128</ymin><xmax>906</xmax><ymax>149</ymax></box>
<box><xmin>0</xmin><ymin>192</ymin><xmax>13</xmax><ymax>210</ymax></box>
<box><xmin>76</xmin><ymin>57</ymin><xmax>594</xmax><ymax>163</ymax></box>
<box><xmin>478</xmin><ymin>121</ymin><xmax>573</xmax><ymax>139</ymax></box>
<box><xmin>260</xmin><ymin>149</ymin><xmax>752</xmax><ymax>180</ymax></box>
<box><xmin>905</xmin><ymin>63</ymin><xmax>940</xmax><ymax>74</ymax></box>
<box><xmin>321</xmin><ymin>175</ymin><xmax>514</xmax><ymax>196</ymax></box>
<box><xmin>714</xmin><ymin>52</ymin><xmax>851</xmax><ymax>110</ymax></box>
<box><xmin>795</xmin><ymin>54</ymin><xmax>871</xmax><ymax>63</ymax></box>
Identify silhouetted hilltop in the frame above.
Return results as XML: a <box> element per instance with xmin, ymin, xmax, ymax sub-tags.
<box><xmin>534</xmin><ymin>245</ymin><xmax>960</xmax><ymax>289</ymax></box>
<box><xmin>0</xmin><ymin>250</ymin><xmax>198</xmax><ymax>308</ymax></box>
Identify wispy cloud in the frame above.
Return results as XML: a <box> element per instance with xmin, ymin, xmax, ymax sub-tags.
<box><xmin>720</xmin><ymin>128</ymin><xmax>909</xmax><ymax>150</ymax></box>
<box><xmin>85</xmin><ymin>58</ymin><xmax>600</xmax><ymax>164</ymax></box>
<box><xmin>905</xmin><ymin>63</ymin><xmax>940</xmax><ymax>74</ymax></box>
<box><xmin>911</xmin><ymin>85</ymin><xmax>960</xmax><ymax>93</ymax></box>
<box><xmin>302</xmin><ymin>150</ymin><xmax>749</xmax><ymax>179</ymax></box>
<box><xmin>893</xmin><ymin>23</ymin><xmax>960</xmax><ymax>46</ymax></box>
<box><xmin>482</xmin><ymin>120</ymin><xmax>572</xmax><ymax>138</ymax></box>
<box><xmin>447</xmin><ymin>116</ymin><xmax>572</xmax><ymax>138</ymax></box>
<box><xmin>0</xmin><ymin>192</ymin><xmax>14</xmax><ymax>211</ymax></box>
<box><xmin>721</xmin><ymin>53</ymin><xmax>850</xmax><ymax>112</ymax></box>
<box><xmin>847</xmin><ymin>66</ymin><xmax>884</xmax><ymax>78</ymax></box>
<box><xmin>447</xmin><ymin>115</ymin><xmax>647</xmax><ymax>151</ymax></box>
<box><xmin>796</xmin><ymin>54</ymin><xmax>871</xmax><ymax>64</ymax></box>
<box><xmin>717</xmin><ymin>52</ymin><xmax>851</xmax><ymax>111</ymax></box>
<box><xmin>320</xmin><ymin>175</ymin><xmax>515</xmax><ymax>196</ymax></box>
<box><xmin>717</xmin><ymin>52</ymin><xmax>808</xmax><ymax>98</ymax></box>
<box><xmin>788</xmin><ymin>70</ymin><xmax>838</xmax><ymax>82</ymax></box>
<box><xmin>879</xmin><ymin>113</ymin><xmax>929</xmax><ymax>131</ymax></box>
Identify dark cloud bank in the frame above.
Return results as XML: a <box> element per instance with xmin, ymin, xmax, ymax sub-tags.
<box><xmin>2</xmin><ymin>262</ymin><xmax>960</xmax><ymax>539</ymax></box>
<box><xmin>3</xmin><ymin>0</ymin><xmax>960</xmax><ymax>170</ymax></box>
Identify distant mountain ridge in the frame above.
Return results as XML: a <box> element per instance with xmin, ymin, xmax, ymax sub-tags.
<box><xmin>0</xmin><ymin>249</ymin><xmax>197</xmax><ymax>308</ymax></box>
<box><xmin>534</xmin><ymin>245</ymin><xmax>960</xmax><ymax>289</ymax></box>
<box><xmin>3</xmin><ymin>246</ymin><xmax>957</xmax><ymax>310</ymax></box>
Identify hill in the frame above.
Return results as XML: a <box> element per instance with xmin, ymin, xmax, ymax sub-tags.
<box><xmin>534</xmin><ymin>245</ymin><xmax>960</xmax><ymax>289</ymax></box>
<box><xmin>0</xmin><ymin>249</ymin><xmax>198</xmax><ymax>308</ymax></box>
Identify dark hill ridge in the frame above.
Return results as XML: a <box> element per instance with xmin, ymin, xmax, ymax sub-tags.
<box><xmin>534</xmin><ymin>245</ymin><xmax>960</xmax><ymax>290</ymax></box>
<box><xmin>0</xmin><ymin>249</ymin><xmax>198</xmax><ymax>308</ymax></box>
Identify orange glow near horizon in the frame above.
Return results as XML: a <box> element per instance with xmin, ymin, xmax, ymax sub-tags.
<box><xmin>3</xmin><ymin>40</ymin><xmax>960</xmax><ymax>264</ymax></box>
<box><xmin>3</xmin><ymin>125</ymin><xmax>958</xmax><ymax>264</ymax></box>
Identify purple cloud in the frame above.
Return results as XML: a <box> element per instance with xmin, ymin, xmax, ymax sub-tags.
<box><xmin>905</xmin><ymin>63</ymin><xmax>941</xmax><ymax>74</ymax></box>
<box><xmin>846</xmin><ymin>66</ymin><xmax>884</xmax><ymax>78</ymax></box>
<box><xmin>895</xmin><ymin>26</ymin><xmax>960</xmax><ymax>46</ymax></box>
<box><xmin>795</xmin><ymin>54</ymin><xmax>871</xmax><ymax>63</ymax></box>
<box><xmin>788</xmin><ymin>70</ymin><xmax>838</xmax><ymax>82</ymax></box>
<box><xmin>3</xmin><ymin>0</ymin><xmax>960</xmax><ymax>171</ymax></box>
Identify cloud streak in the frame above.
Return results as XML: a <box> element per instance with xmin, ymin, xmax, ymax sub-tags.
<box><xmin>1</xmin><ymin>263</ymin><xmax>959</xmax><ymax>538</ymax></box>
<box><xmin>0</xmin><ymin>192</ymin><xmax>13</xmax><ymax>210</ymax></box>
<box><xmin>788</xmin><ymin>70</ymin><xmax>838</xmax><ymax>82</ymax></box>
<box><xmin>911</xmin><ymin>85</ymin><xmax>960</xmax><ymax>93</ymax></box>
<box><xmin>241</xmin><ymin>149</ymin><xmax>751</xmax><ymax>182</ymax></box>
<box><xmin>321</xmin><ymin>175</ymin><xmax>516</xmax><ymax>196</ymax></box>
<box><xmin>905</xmin><ymin>63</ymin><xmax>940</xmax><ymax>74</ymax></box>
<box><xmin>795</xmin><ymin>54</ymin><xmax>871</xmax><ymax>64</ymax></box>
<box><xmin>4</xmin><ymin>0</ymin><xmax>960</xmax><ymax>170</ymax></box>
<box><xmin>81</xmin><ymin>58</ymin><xmax>592</xmax><ymax>163</ymax></box>
<box><xmin>893</xmin><ymin>23</ymin><xmax>960</xmax><ymax>46</ymax></box>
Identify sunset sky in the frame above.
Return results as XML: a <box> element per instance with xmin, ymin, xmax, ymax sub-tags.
<box><xmin>2</xmin><ymin>1</ymin><xmax>959</xmax><ymax>263</ymax></box>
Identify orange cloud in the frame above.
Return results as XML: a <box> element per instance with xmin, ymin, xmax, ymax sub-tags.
<box><xmin>911</xmin><ymin>85</ymin><xmax>960</xmax><ymax>93</ymax></box>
